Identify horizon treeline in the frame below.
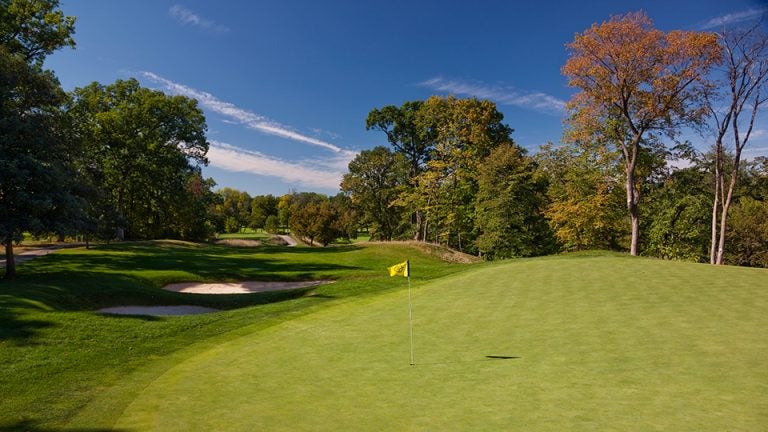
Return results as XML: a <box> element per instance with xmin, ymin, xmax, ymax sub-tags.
<box><xmin>2</xmin><ymin>3</ymin><xmax>767</xmax><ymax>276</ymax></box>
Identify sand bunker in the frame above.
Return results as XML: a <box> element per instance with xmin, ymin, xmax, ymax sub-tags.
<box><xmin>162</xmin><ymin>280</ymin><xmax>333</xmax><ymax>295</ymax></box>
<box><xmin>99</xmin><ymin>305</ymin><xmax>219</xmax><ymax>316</ymax></box>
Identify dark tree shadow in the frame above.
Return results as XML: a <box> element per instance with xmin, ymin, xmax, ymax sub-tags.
<box><xmin>414</xmin><ymin>355</ymin><xmax>521</xmax><ymax>366</ymax></box>
<box><xmin>0</xmin><ymin>420</ymin><xmax>131</xmax><ymax>431</ymax></box>
<box><xmin>0</xmin><ymin>306</ymin><xmax>55</xmax><ymax>345</ymax></box>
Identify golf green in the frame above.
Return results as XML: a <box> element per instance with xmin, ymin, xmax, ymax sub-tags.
<box><xmin>71</xmin><ymin>255</ymin><xmax>768</xmax><ymax>431</ymax></box>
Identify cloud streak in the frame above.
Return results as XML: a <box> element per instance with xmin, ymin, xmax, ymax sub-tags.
<box><xmin>419</xmin><ymin>76</ymin><xmax>566</xmax><ymax>114</ymax></box>
<box><xmin>208</xmin><ymin>140</ymin><xmax>354</xmax><ymax>191</ymax></box>
<box><xmin>169</xmin><ymin>5</ymin><xmax>229</xmax><ymax>32</ymax></box>
<box><xmin>140</xmin><ymin>71</ymin><xmax>353</xmax><ymax>156</ymax></box>
<box><xmin>699</xmin><ymin>7</ymin><xmax>767</xmax><ymax>30</ymax></box>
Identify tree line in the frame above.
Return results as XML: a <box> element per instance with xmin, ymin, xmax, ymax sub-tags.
<box><xmin>2</xmin><ymin>3</ymin><xmax>767</xmax><ymax>278</ymax></box>
<box><xmin>342</xmin><ymin>12</ymin><xmax>768</xmax><ymax>266</ymax></box>
<box><xmin>210</xmin><ymin>189</ymin><xmax>357</xmax><ymax>247</ymax></box>
<box><xmin>1</xmin><ymin>0</ymin><xmax>218</xmax><ymax>277</ymax></box>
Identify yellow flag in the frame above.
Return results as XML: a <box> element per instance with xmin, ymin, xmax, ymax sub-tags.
<box><xmin>388</xmin><ymin>260</ymin><xmax>409</xmax><ymax>277</ymax></box>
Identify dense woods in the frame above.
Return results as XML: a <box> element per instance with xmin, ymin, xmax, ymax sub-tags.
<box><xmin>1</xmin><ymin>2</ymin><xmax>767</xmax><ymax>278</ymax></box>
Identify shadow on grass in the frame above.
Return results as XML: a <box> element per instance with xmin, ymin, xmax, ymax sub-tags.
<box><xmin>271</xmin><ymin>244</ymin><xmax>362</xmax><ymax>254</ymax></box>
<box><xmin>0</xmin><ymin>420</ymin><xmax>131</xmax><ymax>431</ymax></box>
<box><xmin>414</xmin><ymin>356</ymin><xmax>521</xmax><ymax>366</ymax></box>
<box><xmin>34</xmin><ymin>248</ymin><xmax>361</xmax><ymax>282</ymax></box>
<box><xmin>0</xmin><ymin>272</ymin><xmax>336</xmax><ymax>344</ymax></box>
<box><xmin>0</xmin><ymin>306</ymin><xmax>56</xmax><ymax>344</ymax></box>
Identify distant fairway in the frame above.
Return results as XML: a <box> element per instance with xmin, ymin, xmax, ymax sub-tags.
<box><xmin>71</xmin><ymin>254</ymin><xmax>768</xmax><ymax>431</ymax></box>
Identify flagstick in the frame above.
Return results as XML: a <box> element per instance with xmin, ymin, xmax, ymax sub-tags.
<box><xmin>407</xmin><ymin>273</ymin><xmax>414</xmax><ymax>366</ymax></box>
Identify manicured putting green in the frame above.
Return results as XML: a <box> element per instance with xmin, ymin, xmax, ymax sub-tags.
<box><xmin>74</xmin><ymin>255</ymin><xmax>768</xmax><ymax>431</ymax></box>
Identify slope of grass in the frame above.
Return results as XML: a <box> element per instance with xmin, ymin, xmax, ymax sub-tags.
<box><xmin>0</xmin><ymin>241</ymin><xmax>470</xmax><ymax>430</ymax></box>
<box><xmin>70</xmin><ymin>253</ymin><xmax>768</xmax><ymax>431</ymax></box>
<box><xmin>215</xmin><ymin>228</ymin><xmax>272</xmax><ymax>240</ymax></box>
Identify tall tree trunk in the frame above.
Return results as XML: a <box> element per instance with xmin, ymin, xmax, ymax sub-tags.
<box><xmin>413</xmin><ymin>210</ymin><xmax>422</xmax><ymax>241</ymax></box>
<box><xmin>628</xmin><ymin>195</ymin><xmax>640</xmax><ymax>256</ymax></box>
<box><xmin>624</xmin><ymin>137</ymin><xmax>641</xmax><ymax>256</ymax></box>
<box><xmin>716</xmin><ymin>170</ymin><xmax>739</xmax><ymax>265</ymax></box>
<box><xmin>709</xmin><ymin>182</ymin><xmax>720</xmax><ymax>264</ymax></box>
<box><xmin>4</xmin><ymin>242</ymin><xmax>16</xmax><ymax>279</ymax></box>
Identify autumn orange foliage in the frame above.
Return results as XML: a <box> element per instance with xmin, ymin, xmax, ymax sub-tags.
<box><xmin>561</xmin><ymin>11</ymin><xmax>721</xmax><ymax>255</ymax></box>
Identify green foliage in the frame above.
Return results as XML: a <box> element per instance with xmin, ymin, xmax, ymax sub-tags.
<box><xmin>537</xmin><ymin>141</ymin><xmax>627</xmax><ymax>251</ymax></box>
<box><xmin>0</xmin><ymin>0</ymin><xmax>76</xmax><ymax>64</ymax></box>
<box><xmin>341</xmin><ymin>146</ymin><xmax>408</xmax><ymax>241</ymax></box>
<box><xmin>366</xmin><ymin>100</ymin><xmax>432</xmax><ymax>177</ymax></box>
<box><xmin>210</xmin><ymin>187</ymin><xmax>251</xmax><ymax>233</ymax></box>
<box><xmin>249</xmin><ymin>194</ymin><xmax>278</xmax><ymax>230</ymax></box>
<box><xmin>264</xmin><ymin>215</ymin><xmax>280</xmax><ymax>234</ymax></box>
<box><xmin>69</xmin><ymin>78</ymin><xmax>211</xmax><ymax>240</ymax></box>
<box><xmin>398</xmin><ymin>96</ymin><xmax>516</xmax><ymax>252</ymax></box>
<box><xmin>0</xmin><ymin>47</ymin><xmax>83</xmax><ymax>276</ymax></box>
<box><xmin>329</xmin><ymin>193</ymin><xmax>359</xmax><ymax>240</ymax></box>
<box><xmin>725</xmin><ymin>197</ymin><xmax>768</xmax><ymax>267</ymax></box>
<box><xmin>475</xmin><ymin>143</ymin><xmax>554</xmax><ymax>259</ymax></box>
<box><xmin>643</xmin><ymin>166</ymin><xmax>711</xmax><ymax>261</ymax></box>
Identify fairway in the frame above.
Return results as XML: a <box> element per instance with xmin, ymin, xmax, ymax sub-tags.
<box><xmin>70</xmin><ymin>254</ymin><xmax>768</xmax><ymax>431</ymax></box>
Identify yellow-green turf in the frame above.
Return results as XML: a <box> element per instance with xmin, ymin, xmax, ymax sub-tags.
<box><xmin>69</xmin><ymin>254</ymin><xmax>768</xmax><ymax>431</ymax></box>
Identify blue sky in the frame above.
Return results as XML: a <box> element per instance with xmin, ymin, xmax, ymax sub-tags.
<box><xmin>47</xmin><ymin>1</ymin><xmax>768</xmax><ymax>196</ymax></box>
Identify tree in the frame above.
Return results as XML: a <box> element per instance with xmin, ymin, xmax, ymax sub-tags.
<box><xmin>643</xmin><ymin>162</ymin><xmax>712</xmax><ymax>261</ymax></box>
<box><xmin>69</xmin><ymin>78</ymin><xmax>209</xmax><ymax>240</ymax></box>
<box><xmin>211</xmin><ymin>188</ymin><xmax>251</xmax><ymax>233</ymax></box>
<box><xmin>330</xmin><ymin>193</ymin><xmax>359</xmax><ymax>241</ymax></box>
<box><xmin>249</xmin><ymin>194</ymin><xmax>278</xmax><ymax>230</ymax></box>
<box><xmin>725</xmin><ymin>197</ymin><xmax>768</xmax><ymax>267</ymax></box>
<box><xmin>0</xmin><ymin>0</ymin><xmax>77</xmax><ymax>278</ymax></box>
<box><xmin>277</xmin><ymin>193</ymin><xmax>293</xmax><ymax>234</ymax></box>
<box><xmin>537</xmin><ymin>141</ymin><xmax>627</xmax><ymax>251</ymax></box>
<box><xmin>366</xmin><ymin>101</ymin><xmax>434</xmax><ymax>239</ymax></box>
<box><xmin>405</xmin><ymin>96</ymin><xmax>515</xmax><ymax>252</ymax></box>
<box><xmin>705</xmin><ymin>26</ymin><xmax>768</xmax><ymax>265</ymax></box>
<box><xmin>264</xmin><ymin>215</ymin><xmax>280</xmax><ymax>234</ymax></box>
<box><xmin>0</xmin><ymin>0</ymin><xmax>76</xmax><ymax>64</ymax></box>
<box><xmin>562</xmin><ymin>11</ymin><xmax>721</xmax><ymax>255</ymax></box>
<box><xmin>0</xmin><ymin>50</ymin><xmax>76</xmax><ymax>277</ymax></box>
<box><xmin>366</xmin><ymin>101</ymin><xmax>432</xmax><ymax>178</ymax></box>
<box><xmin>340</xmin><ymin>146</ymin><xmax>408</xmax><ymax>241</ymax></box>
<box><xmin>288</xmin><ymin>193</ymin><xmax>340</xmax><ymax>246</ymax></box>
<box><xmin>475</xmin><ymin>143</ymin><xmax>553</xmax><ymax>259</ymax></box>
<box><xmin>168</xmin><ymin>171</ymin><xmax>218</xmax><ymax>241</ymax></box>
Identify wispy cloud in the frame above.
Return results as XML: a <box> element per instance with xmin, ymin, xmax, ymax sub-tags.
<box><xmin>140</xmin><ymin>71</ymin><xmax>354</xmax><ymax>156</ymax></box>
<box><xmin>741</xmin><ymin>128</ymin><xmax>767</xmax><ymax>142</ymax></box>
<box><xmin>698</xmin><ymin>7</ymin><xmax>767</xmax><ymax>30</ymax></box>
<box><xmin>419</xmin><ymin>76</ymin><xmax>566</xmax><ymax>114</ymax></box>
<box><xmin>208</xmin><ymin>140</ymin><xmax>354</xmax><ymax>190</ymax></box>
<box><xmin>311</xmin><ymin>127</ymin><xmax>342</xmax><ymax>140</ymax></box>
<box><xmin>169</xmin><ymin>5</ymin><xmax>229</xmax><ymax>32</ymax></box>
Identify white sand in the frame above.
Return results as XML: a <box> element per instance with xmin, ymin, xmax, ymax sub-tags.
<box><xmin>98</xmin><ymin>305</ymin><xmax>219</xmax><ymax>316</ymax></box>
<box><xmin>98</xmin><ymin>280</ymin><xmax>331</xmax><ymax>316</ymax></box>
<box><xmin>162</xmin><ymin>280</ymin><xmax>333</xmax><ymax>294</ymax></box>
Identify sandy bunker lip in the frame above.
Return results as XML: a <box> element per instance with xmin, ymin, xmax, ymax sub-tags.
<box><xmin>97</xmin><ymin>281</ymin><xmax>332</xmax><ymax>316</ymax></box>
<box><xmin>162</xmin><ymin>280</ymin><xmax>333</xmax><ymax>295</ymax></box>
<box><xmin>99</xmin><ymin>305</ymin><xmax>219</xmax><ymax>316</ymax></box>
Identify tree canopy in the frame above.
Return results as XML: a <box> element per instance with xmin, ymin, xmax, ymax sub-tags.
<box><xmin>69</xmin><ymin>78</ymin><xmax>210</xmax><ymax>240</ymax></box>
<box><xmin>562</xmin><ymin>11</ymin><xmax>721</xmax><ymax>255</ymax></box>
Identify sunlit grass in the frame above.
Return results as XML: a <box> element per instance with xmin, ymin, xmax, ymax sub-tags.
<box><xmin>0</xmin><ymin>241</ymin><xmax>470</xmax><ymax>429</ymax></box>
<box><xmin>80</xmin><ymin>254</ymin><xmax>768</xmax><ymax>431</ymax></box>
<box><xmin>2</xmin><ymin>246</ymin><xmax>766</xmax><ymax>430</ymax></box>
